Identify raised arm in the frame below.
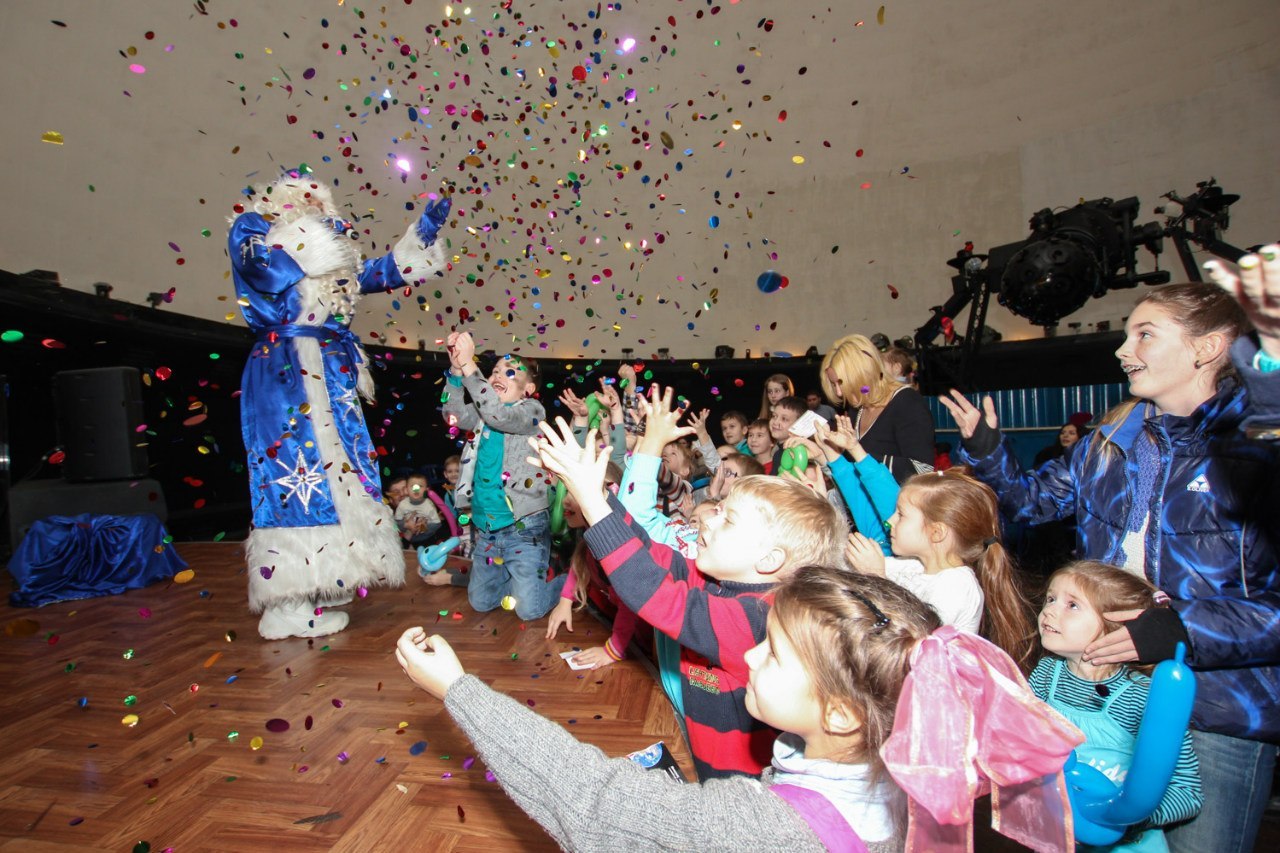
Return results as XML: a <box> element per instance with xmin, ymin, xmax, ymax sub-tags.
<box><xmin>357</xmin><ymin>196</ymin><xmax>451</xmax><ymax>293</ymax></box>
<box><xmin>941</xmin><ymin>390</ymin><xmax>1077</xmax><ymax>525</ymax></box>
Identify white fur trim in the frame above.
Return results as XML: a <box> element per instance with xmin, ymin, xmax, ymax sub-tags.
<box><xmin>245</xmin><ymin>335</ymin><xmax>405</xmax><ymax>613</ymax></box>
<box><xmin>253</xmin><ymin>175</ymin><xmax>339</xmax><ymax>220</ymax></box>
<box><xmin>270</xmin><ymin>214</ymin><xmax>360</xmax><ymax>279</ymax></box>
<box><xmin>391</xmin><ymin>227</ymin><xmax>448</xmax><ymax>285</ymax></box>
<box><xmin>293</xmin><ymin>272</ymin><xmax>374</xmax><ymax>401</ymax></box>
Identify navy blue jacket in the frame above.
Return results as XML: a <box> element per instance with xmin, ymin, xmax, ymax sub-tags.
<box><xmin>960</xmin><ymin>337</ymin><xmax>1280</xmax><ymax>743</ymax></box>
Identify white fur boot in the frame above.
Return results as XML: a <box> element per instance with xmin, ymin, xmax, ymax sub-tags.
<box><xmin>258</xmin><ymin>600</ymin><xmax>350</xmax><ymax>640</ymax></box>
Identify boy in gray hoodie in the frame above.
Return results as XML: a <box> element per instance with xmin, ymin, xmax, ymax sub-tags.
<box><xmin>442</xmin><ymin>331</ymin><xmax>556</xmax><ymax>619</ymax></box>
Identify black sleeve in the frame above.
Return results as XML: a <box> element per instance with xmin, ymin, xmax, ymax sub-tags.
<box><xmin>1126</xmin><ymin>608</ymin><xmax>1192</xmax><ymax>664</ymax></box>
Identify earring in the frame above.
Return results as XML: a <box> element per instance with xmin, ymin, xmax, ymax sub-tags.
<box><xmin>1193</xmin><ymin>360</ymin><xmax>1202</xmax><ymax>369</ymax></box>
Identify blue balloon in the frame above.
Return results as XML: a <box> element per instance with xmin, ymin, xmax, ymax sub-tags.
<box><xmin>757</xmin><ymin>270</ymin><xmax>783</xmax><ymax>293</ymax></box>
<box><xmin>416</xmin><ymin>537</ymin><xmax>462</xmax><ymax>576</ymax></box>
<box><xmin>1064</xmin><ymin>643</ymin><xmax>1197</xmax><ymax>846</ymax></box>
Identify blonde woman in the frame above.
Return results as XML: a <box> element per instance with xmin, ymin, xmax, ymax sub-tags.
<box><xmin>820</xmin><ymin>335</ymin><xmax>935</xmax><ymax>483</ymax></box>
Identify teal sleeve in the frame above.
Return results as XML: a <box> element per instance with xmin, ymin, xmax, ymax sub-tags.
<box><xmin>618</xmin><ymin>453</ymin><xmax>682</xmax><ymax>549</ymax></box>
<box><xmin>829</xmin><ymin>455</ymin><xmax>899</xmax><ymax>554</ymax></box>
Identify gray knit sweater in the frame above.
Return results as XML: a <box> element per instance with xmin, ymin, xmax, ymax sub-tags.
<box><xmin>444</xmin><ymin>675</ymin><xmax>904</xmax><ymax>852</ymax></box>
<box><xmin>441</xmin><ymin>370</ymin><xmax>547</xmax><ymax>522</ymax></box>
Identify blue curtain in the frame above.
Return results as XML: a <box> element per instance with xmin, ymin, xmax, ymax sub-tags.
<box><xmin>7</xmin><ymin>514</ymin><xmax>188</xmax><ymax>608</ymax></box>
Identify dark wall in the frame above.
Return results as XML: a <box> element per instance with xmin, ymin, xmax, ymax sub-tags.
<box><xmin>1</xmin><ymin>270</ymin><xmax>1135</xmax><ymax>544</ymax></box>
<box><xmin>0</xmin><ymin>270</ymin><xmax>828</xmax><ymax>542</ymax></box>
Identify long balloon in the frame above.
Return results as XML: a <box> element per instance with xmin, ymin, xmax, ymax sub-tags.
<box><xmin>1065</xmin><ymin>642</ymin><xmax>1197</xmax><ymax>846</ymax></box>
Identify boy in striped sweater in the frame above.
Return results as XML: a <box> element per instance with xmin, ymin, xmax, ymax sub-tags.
<box><xmin>529</xmin><ymin>386</ymin><xmax>847</xmax><ymax>780</ymax></box>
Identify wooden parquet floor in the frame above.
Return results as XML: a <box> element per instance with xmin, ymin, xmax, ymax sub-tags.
<box><xmin>0</xmin><ymin>543</ymin><xmax>692</xmax><ymax>852</ymax></box>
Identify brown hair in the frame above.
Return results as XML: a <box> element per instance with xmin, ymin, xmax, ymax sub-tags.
<box><xmin>1045</xmin><ymin>560</ymin><xmax>1166</xmax><ymax>676</ymax></box>
<box><xmin>772</xmin><ymin>567</ymin><xmax>941</xmax><ymax>774</ymax></box>
<box><xmin>729</xmin><ymin>475</ymin><xmax>846</xmax><ymax>571</ymax></box>
<box><xmin>759</xmin><ymin>373</ymin><xmax>796</xmax><ymax>419</ymax></box>
<box><xmin>773</xmin><ymin>395</ymin><xmax>807</xmax><ymax>418</ymax></box>
<box><xmin>722</xmin><ymin>452</ymin><xmax>766</xmax><ymax>477</ymax></box>
<box><xmin>882</xmin><ymin>347</ymin><xmax>915</xmax><ymax>381</ymax></box>
<box><xmin>820</xmin><ymin>335</ymin><xmax>898</xmax><ymax>409</ymax></box>
<box><xmin>1093</xmin><ymin>282</ymin><xmax>1250</xmax><ymax>455</ymax></box>
<box><xmin>900</xmin><ymin>468</ymin><xmax>1038</xmax><ymax>674</ymax></box>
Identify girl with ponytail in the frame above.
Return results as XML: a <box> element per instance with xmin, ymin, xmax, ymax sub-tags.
<box><xmin>846</xmin><ymin>467</ymin><xmax>1038</xmax><ymax>673</ymax></box>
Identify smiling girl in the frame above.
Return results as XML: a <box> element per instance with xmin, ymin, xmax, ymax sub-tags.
<box><xmin>940</xmin><ymin>253</ymin><xmax>1280</xmax><ymax>853</ymax></box>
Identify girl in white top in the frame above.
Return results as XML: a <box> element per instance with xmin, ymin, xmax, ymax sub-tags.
<box><xmin>846</xmin><ymin>468</ymin><xmax>1038</xmax><ymax>673</ymax></box>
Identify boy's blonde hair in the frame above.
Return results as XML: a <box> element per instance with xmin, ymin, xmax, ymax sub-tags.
<box><xmin>728</xmin><ymin>475</ymin><xmax>845</xmax><ymax>571</ymax></box>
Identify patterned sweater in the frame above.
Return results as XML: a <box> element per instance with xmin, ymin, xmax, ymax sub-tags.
<box><xmin>583</xmin><ymin>493</ymin><xmax>777</xmax><ymax>780</ymax></box>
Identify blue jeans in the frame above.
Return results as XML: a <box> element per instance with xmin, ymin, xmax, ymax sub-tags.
<box><xmin>467</xmin><ymin>511</ymin><xmax>558</xmax><ymax>621</ymax></box>
<box><xmin>1164</xmin><ymin>729</ymin><xmax>1277</xmax><ymax>853</ymax></box>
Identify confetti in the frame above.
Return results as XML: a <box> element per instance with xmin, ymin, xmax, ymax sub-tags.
<box><xmin>41</xmin><ymin>130</ymin><xmax>64</xmax><ymax>145</ymax></box>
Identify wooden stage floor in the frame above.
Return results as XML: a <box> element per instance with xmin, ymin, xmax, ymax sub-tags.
<box><xmin>0</xmin><ymin>543</ymin><xmax>692</xmax><ymax>852</ymax></box>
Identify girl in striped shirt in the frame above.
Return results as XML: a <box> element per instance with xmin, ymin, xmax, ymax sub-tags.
<box><xmin>1033</xmin><ymin>560</ymin><xmax>1203</xmax><ymax>851</ymax></box>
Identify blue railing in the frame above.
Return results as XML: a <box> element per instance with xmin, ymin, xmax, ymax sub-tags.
<box><xmin>928</xmin><ymin>383</ymin><xmax>1129</xmax><ymax>468</ymax></box>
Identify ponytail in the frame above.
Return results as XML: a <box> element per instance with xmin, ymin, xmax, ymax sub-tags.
<box><xmin>976</xmin><ymin>540</ymin><xmax>1038</xmax><ymax>675</ymax></box>
<box><xmin>902</xmin><ymin>469</ymin><xmax>1037</xmax><ymax>674</ymax></box>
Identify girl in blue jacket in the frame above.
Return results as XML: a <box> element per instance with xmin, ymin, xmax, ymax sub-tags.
<box><xmin>940</xmin><ymin>251</ymin><xmax>1280</xmax><ymax>853</ymax></box>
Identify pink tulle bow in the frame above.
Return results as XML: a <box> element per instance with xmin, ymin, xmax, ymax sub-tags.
<box><xmin>880</xmin><ymin>626</ymin><xmax>1084</xmax><ymax>853</ymax></box>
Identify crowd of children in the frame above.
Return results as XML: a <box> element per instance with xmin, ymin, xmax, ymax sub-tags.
<box><xmin>384</xmin><ymin>255</ymin><xmax>1280</xmax><ymax>852</ymax></box>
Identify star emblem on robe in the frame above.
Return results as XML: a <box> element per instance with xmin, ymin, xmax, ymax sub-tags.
<box><xmin>272</xmin><ymin>449</ymin><xmax>327</xmax><ymax>512</ymax></box>
<box><xmin>334</xmin><ymin>384</ymin><xmax>362</xmax><ymax>418</ymax></box>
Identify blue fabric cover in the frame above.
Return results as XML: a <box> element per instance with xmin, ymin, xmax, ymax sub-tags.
<box><xmin>7</xmin><ymin>514</ymin><xmax>188</xmax><ymax>608</ymax></box>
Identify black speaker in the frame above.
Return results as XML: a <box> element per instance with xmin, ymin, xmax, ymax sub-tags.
<box><xmin>54</xmin><ymin>367</ymin><xmax>149</xmax><ymax>481</ymax></box>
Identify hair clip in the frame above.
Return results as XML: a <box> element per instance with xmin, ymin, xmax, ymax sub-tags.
<box><xmin>981</xmin><ymin>535</ymin><xmax>999</xmax><ymax>550</ymax></box>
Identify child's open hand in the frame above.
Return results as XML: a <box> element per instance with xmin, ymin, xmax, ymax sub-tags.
<box><xmin>545</xmin><ymin>597</ymin><xmax>574</xmax><ymax>639</ymax></box>
<box><xmin>815</xmin><ymin>417</ymin><xmax>863</xmax><ymax>462</ymax></box>
<box><xmin>395</xmin><ymin>628</ymin><xmax>466</xmax><ymax>700</ymax></box>
<box><xmin>1205</xmin><ymin>246</ymin><xmax>1280</xmax><ymax>357</ymax></box>
<box><xmin>845</xmin><ymin>532</ymin><xmax>886</xmax><ymax>575</ymax></box>
<box><xmin>595</xmin><ymin>380</ymin><xmax>622</xmax><ymax>416</ymax></box>
<box><xmin>558</xmin><ymin>388</ymin><xmax>590</xmax><ymax>423</ymax></box>
<box><xmin>635</xmin><ymin>384</ymin><xmax>696</xmax><ymax>456</ymax></box>
<box><xmin>527</xmin><ymin>417</ymin><xmax>613</xmax><ymax>526</ymax></box>
<box><xmin>688</xmin><ymin>407</ymin><xmax>713</xmax><ymax>444</ymax></box>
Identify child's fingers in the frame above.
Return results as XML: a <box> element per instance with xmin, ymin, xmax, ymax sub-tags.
<box><xmin>1203</xmin><ymin>259</ymin><xmax>1242</xmax><ymax>300</ymax></box>
<box><xmin>1237</xmin><ymin>253</ymin><xmax>1265</xmax><ymax>304</ymax></box>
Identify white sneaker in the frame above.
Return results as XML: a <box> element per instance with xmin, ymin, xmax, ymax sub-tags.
<box><xmin>258</xmin><ymin>601</ymin><xmax>350</xmax><ymax>640</ymax></box>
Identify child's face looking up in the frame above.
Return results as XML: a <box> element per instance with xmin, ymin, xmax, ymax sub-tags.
<box><xmin>743</xmin><ymin>611</ymin><xmax>826</xmax><ymax>745</ymax></box>
<box><xmin>489</xmin><ymin>358</ymin><xmax>534</xmax><ymax>404</ymax></box>
<box><xmin>766</xmin><ymin>381</ymin><xmax>789</xmax><ymax>406</ymax></box>
<box><xmin>695</xmin><ymin>492</ymin><xmax>779</xmax><ymax>581</ymax></box>
<box><xmin>1039</xmin><ymin>575</ymin><xmax>1106</xmax><ymax>660</ymax></box>
<box><xmin>661</xmin><ymin>442</ymin><xmax>692</xmax><ymax>479</ymax></box>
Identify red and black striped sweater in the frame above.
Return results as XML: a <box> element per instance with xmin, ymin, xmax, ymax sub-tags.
<box><xmin>582</xmin><ymin>494</ymin><xmax>778</xmax><ymax>780</ymax></box>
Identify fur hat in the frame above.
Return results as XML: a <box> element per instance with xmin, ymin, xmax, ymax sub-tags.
<box><xmin>250</xmin><ymin>172</ymin><xmax>341</xmax><ymax>223</ymax></box>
